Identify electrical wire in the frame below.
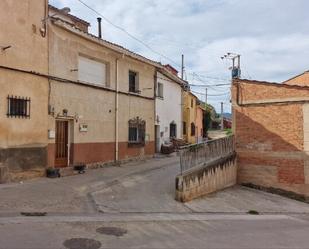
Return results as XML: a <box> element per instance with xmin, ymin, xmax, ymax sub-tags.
<box><xmin>76</xmin><ymin>0</ymin><xmax>181</xmax><ymax>67</ymax></box>
<box><xmin>191</xmin><ymin>90</ymin><xmax>230</xmax><ymax>97</ymax></box>
<box><xmin>189</xmin><ymin>83</ymin><xmax>230</xmax><ymax>87</ymax></box>
<box><xmin>76</xmin><ymin>0</ymin><xmax>233</xmax><ymax>85</ymax></box>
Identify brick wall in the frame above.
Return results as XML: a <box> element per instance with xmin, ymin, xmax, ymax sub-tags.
<box><xmin>232</xmin><ymin>79</ymin><xmax>309</xmax><ymax>198</ymax></box>
<box><xmin>285</xmin><ymin>71</ymin><xmax>309</xmax><ymax>86</ymax></box>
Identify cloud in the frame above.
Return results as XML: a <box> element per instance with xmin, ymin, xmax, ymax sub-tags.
<box><xmin>49</xmin><ymin>0</ymin><xmax>309</xmax><ymax>112</ymax></box>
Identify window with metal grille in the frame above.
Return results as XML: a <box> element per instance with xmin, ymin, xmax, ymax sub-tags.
<box><xmin>128</xmin><ymin>117</ymin><xmax>146</xmax><ymax>145</ymax></box>
<box><xmin>7</xmin><ymin>96</ymin><xmax>31</xmax><ymax>118</ymax></box>
<box><xmin>129</xmin><ymin>70</ymin><xmax>139</xmax><ymax>93</ymax></box>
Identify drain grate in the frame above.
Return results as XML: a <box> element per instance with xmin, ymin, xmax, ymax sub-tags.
<box><xmin>63</xmin><ymin>238</ymin><xmax>101</xmax><ymax>249</ymax></box>
<box><xmin>20</xmin><ymin>212</ymin><xmax>47</xmax><ymax>217</ymax></box>
<box><xmin>96</xmin><ymin>227</ymin><xmax>127</xmax><ymax>237</ymax></box>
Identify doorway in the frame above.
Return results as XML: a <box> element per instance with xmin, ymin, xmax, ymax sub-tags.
<box><xmin>55</xmin><ymin>120</ymin><xmax>69</xmax><ymax>168</ymax></box>
<box><xmin>155</xmin><ymin>125</ymin><xmax>161</xmax><ymax>153</ymax></box>
<box><xmin>170</xmin><ymin>122</ymin><xmax>177</xmax><ymax>138</ymax></box>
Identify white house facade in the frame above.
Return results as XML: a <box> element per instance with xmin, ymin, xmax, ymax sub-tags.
<box><xmin>155</xmin><ymin>69</ymin><xmax>185</xmax><ymax>152</ymax></box>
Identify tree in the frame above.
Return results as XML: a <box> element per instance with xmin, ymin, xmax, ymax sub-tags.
<box><xmin>202</xmin><ymin>103</ymin><xmax>217</xmax><ymax>136</ymax></box>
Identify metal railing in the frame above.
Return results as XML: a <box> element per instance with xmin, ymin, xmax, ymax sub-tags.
<box><xmin>179</xmin><ymin>135</ymin><xmax>235</xmax><ymax>174</ymax></box>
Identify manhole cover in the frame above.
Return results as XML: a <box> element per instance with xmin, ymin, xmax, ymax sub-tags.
<box><xmin>63</xmin><ymin>238</ymin><xmax>101</xmax><ymax>249</ymax></box>
<box><xmin>20</xmin><ymin>212</ymin><xmax>47</xmax><ymax>217</ymax></box>
<box><xmin>96</xmin><ymin>227</ymin><xmax>127</xmax><ymax>237</ymax></box>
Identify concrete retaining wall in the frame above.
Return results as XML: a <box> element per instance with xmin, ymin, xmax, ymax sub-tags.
<box><xmin>175</xmin><ymin>153</ymin><xmax>237</xmax><ymax>202</ymax></box>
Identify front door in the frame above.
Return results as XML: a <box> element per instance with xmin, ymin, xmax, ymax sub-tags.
<box><xmin>55</xmin><ymin>120</ymin><xmax>69</xmax><ymax>168</ymax></box>
<box><xmin>170</xmin><ymin>123</ymin><xmax>177</xmax><ymax>138</ymax></box>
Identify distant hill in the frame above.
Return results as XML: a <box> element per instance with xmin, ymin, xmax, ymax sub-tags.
<box><xmin>223</xmin><ymin>113</ymin><xmax>232</xmax><ymax>119</ymax></box>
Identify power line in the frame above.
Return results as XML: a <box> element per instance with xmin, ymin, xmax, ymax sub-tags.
<box><xmin>76</xmin><ymin>0</ymin><xmax>233</xmax><ymax>89</ymax></box>
<box><xmin>189</xmin><ymin>83</ymin><xmax>230</xmax><ymax>87</ymax></box>
<box><xmin>76</xmin><ymin>0</ymin><xmax>232</xmax><ymax>84</ymax></box>
<box><xmin>76</xmin><ymin>0</ymin><xmax>181</xmax><ymax>67</ymax></box>
<box><xmin>191</xmin><ymin>90</ymin><xmax>230</xmax><ymax>97</ymax></box>
<box><xmin>190</xmin><ymin>73</ymin><xmax>230</xmax><ymax>82</ymax></box>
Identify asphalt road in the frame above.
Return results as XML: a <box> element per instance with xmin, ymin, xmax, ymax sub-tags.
<box><xmin>0</xmin><ymin>155</ymin><xmax>309</xmax><ymax>249</ymax></box>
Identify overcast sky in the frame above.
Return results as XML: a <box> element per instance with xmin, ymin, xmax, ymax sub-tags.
<box><xmin>50</xmin><ymin>0</ymin><xmax>309</xmax><ymax>113</ymax></box>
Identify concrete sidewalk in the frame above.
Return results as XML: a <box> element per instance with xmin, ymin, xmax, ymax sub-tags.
<box><xmin>0</xmin><ymin>155</ymin><xmax>179</xmax><ymax>214</ymax></box>
<box><xmin>1</xmin><ymin>155</ymin><xmax>309</xmax><ymax>249</ymax></box>
<box><xmin>1</xmin><ymin>154</ymin><xmax>309</xmax><ymax>215</ymax></box>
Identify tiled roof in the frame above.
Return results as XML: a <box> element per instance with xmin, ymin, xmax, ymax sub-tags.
<box><xmin>49</xmin><ymin>5</ymin><xmax>90</xmax><ymax>26</ymax></box>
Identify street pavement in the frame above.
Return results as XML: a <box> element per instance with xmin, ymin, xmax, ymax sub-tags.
<box><xmin>0</xmin><ymin>155</ymin><xmax>309</xmax><ymax>248</ymax></box>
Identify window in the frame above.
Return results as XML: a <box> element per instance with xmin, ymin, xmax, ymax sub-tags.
<box><xmin>157</xmin><ymin>82</ymin><xmax>164</xmax><ymax>98</ymax></box>
<box><xmin>191</xmin><ymin>99</ymin><xmax>194</xmax><ymax>108</ymax></box>
<box><xmin>191</xmin><ymin>122</ymin><xmax>196</xmax><ymax>136</ymax></box>
<box><xmin>129</xmin><ymin>127</ymin><xmax>138</xmax><ymax>142</ymax></box>
<box><xmin>129</xmin><ymin>71</ymin><xmax>139</xmax><ymax>93</ymax></box>
<box><xmin>7</xmin><ymin>95</ymin><xmax>31</xmax><ymax>118</ymax></box>
<box><xmin>128</xmin><ymin>117</ymin><xmax>146</xmax><ymax>145</ymax></box>
<box><xmin>183</xmin><ymin>122</ymin><xmax>186</xmax><ymax>135</ymax></box>
<box><xmin>78</xmin><ymin>56</ymin><xmax>107</xmax><ymax>86</ymax></box>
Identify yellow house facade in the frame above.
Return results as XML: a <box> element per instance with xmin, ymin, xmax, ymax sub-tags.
<box><xmin>182</xmin><ymin>91</ymin><xmax>198</xmax><ymax>144</ymax></box>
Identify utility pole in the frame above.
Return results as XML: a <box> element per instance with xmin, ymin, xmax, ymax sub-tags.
<box><xmin>221</xmin><ymin>102</ymin><xmax>224</xmax><ymax>131</ymax></box>
<box><xmin>205</xmin><ymin>88</ymin><xmax>208</xmax><ymax>108</ymax></box>
<box><xmin>221</xmin><ymin>53</ymin><xmax>241</xmax><ymax>79</ymax></box>
<box><xmin>181</xmin><ymin>54</ymin><xmax>184</xmax><ymax>80</ymax></box>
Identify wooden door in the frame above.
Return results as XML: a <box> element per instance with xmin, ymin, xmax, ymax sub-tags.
<box><xmin>55</xmin><ymin>120</ymin><xmax>68</xmax><ymax>168</ymax></box>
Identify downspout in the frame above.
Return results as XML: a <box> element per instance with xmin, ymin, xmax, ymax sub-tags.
<box><xmin>154</xmin><ymin>70</ymin><xmax>157</xmax><ymax>152</ymax></box>
<box><xmin>115</xmin><ymin>58</ymin><xmax>119</xmax><ymax>162</ymax></box>
<box><xmin>181</xmin><ymin>86</ymin><xmax>184</xmax><ymax>140</ymax></box>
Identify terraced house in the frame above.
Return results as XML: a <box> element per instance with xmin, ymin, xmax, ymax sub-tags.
<box><xmin>182</xmin><ymin>91</ymin><xmax>198</xmax><ymax>144</ymax></box>
<box><xmin>0</xmin><ymin>0</ymin><xmax>49</xmax><ymax>182</ymax></box>
<box><xmin>155</xmin><ymin>65</ymin><xmax>187</xmax><ymax>152</ymax></box>
<box><xmin>47</xmin><ymin>5</ymin><xmax>158</xmax><ymax>168</ymax></box>
<box><xmin>0</xmin><ymin>1</ymin><xmax>185</xmax><ymax>182</ymax></box>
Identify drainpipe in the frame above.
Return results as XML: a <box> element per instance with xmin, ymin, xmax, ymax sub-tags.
<box><xmin>154</xmin><ymin>70</ymin><xmax>157</xmax><ymax>152</ymax></box>
<box><xmin>115</xmin><ymin>58</ymin><xmax>119</xmax><ymax>162</ymax></box>
<box><xmin>181</xmin><ymin>86</ymin><xmax>184</xmax><ymax>140</ymax></box>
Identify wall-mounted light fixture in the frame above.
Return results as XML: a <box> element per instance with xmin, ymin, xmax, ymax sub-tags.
<box><xmin>138</xmin><ymin>87</ymin><xmax>153</xmax><ymax>93</ymax></box>
<box><xmin>1</xmin><ymin>45</ymin><xmax>12</xmax><ymax>51</ymax></box>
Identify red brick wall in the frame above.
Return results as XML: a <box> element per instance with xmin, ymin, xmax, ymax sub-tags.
<box><xmin>233</xmin><ymin>79</ymin><xmax>309</xmax><ymax>103</ymax></box>
<box><xmin>232</xmin><ymin>79</ymin><xmax>309</xmax><ymax>197</ymax></box>
<box><xmin>285</xmin><ymin>72</ymin><xmax>309</xmax><ymax>86</ymax></box>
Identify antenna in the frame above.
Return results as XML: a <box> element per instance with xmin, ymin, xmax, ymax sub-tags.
<box><xmin>221</xmin><ymin>52</ymin><xmax>241</xmax><ymax>79</ymax></box>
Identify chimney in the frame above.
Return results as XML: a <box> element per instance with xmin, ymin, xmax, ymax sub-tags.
<box><xmin>97</xmin><ymin>17</ymin><xmax>102</xmax><ymax>38</ymax></box>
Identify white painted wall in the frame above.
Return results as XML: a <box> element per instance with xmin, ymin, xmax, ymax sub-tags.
<box><xmin>155</xmin><ymin>72</ymin><xmax>182</xmax><ymax>151</ymax></box>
